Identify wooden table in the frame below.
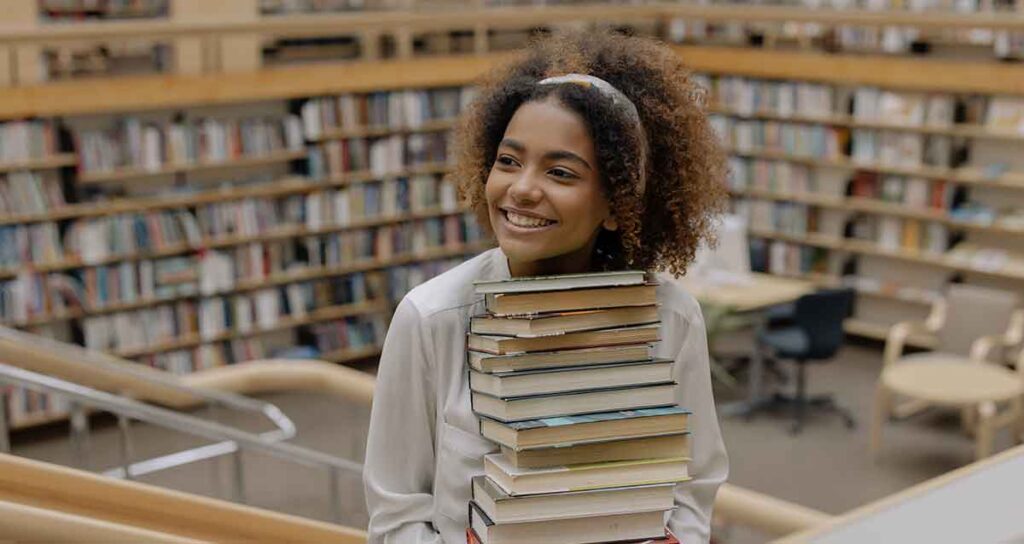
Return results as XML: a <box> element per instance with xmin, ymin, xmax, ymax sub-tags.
<box><xmin>673</xmin><ymin>272</ymin><xmax>815</xmax><ymax>416</ymax></box>
<box><xmin>773</xmin><ymin>444</ymin><xmax>1024</xmax><ymax>543</ymax></box>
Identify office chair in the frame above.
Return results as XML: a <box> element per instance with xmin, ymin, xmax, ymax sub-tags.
<box><xmin>757</xmin><ymin>288</ymin><xmax>856</xmax><ymax>434</ymax></box>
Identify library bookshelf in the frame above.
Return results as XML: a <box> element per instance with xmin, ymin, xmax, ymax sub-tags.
<box><xmin>2</xmin><ymin>7</ymin><xmax>1024</xmax><ymax>427</ymax></box>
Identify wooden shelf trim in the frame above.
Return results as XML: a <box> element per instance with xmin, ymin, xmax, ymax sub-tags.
<box><xmin>3</xmin><ymin>241</ymin><xmax>491</xmax><ymax>328</ymax></box>
<box><xmin>3</xmin><ymin>43</ymin><xmax>1023</xmax><ymax>121</ymax></box>
<box><xmin>732</xmin><ymin>189</ymin><xmax>1024</xmax><ymax>237</ymax></box>
<box><xmin>111</xmin><ymin>299</ymin><xmax>387</xmax><ymax>359</ymax></box>
<box><xmin>749</xmin><ymin>228</ymin><xmax>1024</xmax><ymax>281</ymax></box>
<box><xmin>0</xmin><ymin>204</ymin><xmax>468</xmax><ymax>280</ymax></box>
<box><xmin>76</xmin><ymin>149</ymin><xmax>308</xmax><ymax>185</ymax></box>
<box><xmin>0</xmin><ymin>153</ymin><xmax>77</xmax><ymax>173</ymax></box>
<box><xmin>4</xmin><ymin>4</ymin><xmax>1024</xmax><ymax>46</ymax></box>
<box><xmin>709</xmin><ymin>106</ymin><xmax>1024</xmax><ymax>143</ymax></box>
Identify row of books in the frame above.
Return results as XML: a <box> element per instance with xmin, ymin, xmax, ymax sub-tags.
<box><xmin>0</xmin><ymin>227</ymin><xmax>480</xmax><ymax>325</ymax></box>
<box><xmin>702</xmin><ymin>76</ymin><xmax>834</xmax><ymax>118</ymax></box>
<box><xmin>727</xmin><ymin>157</ymin><xmax>848</xmax><ymax>197</ymax></box>
<box><xmin>39</xmin><ymin>0</ymin><xmax>168</xmax><ymax>20</ymax></box>
<box><xmin>464</xmin><ymin>271</ymin><xmax>685</xmax><ymax>544</ymax></box>
<box><xmin>0</xmin><ymin>181</ymin><xmax>466</xmax><ymax>270</ymax></box>
<box><xmin>703</xmin><ymin>75</ymin><xmax>1024</xmax><ymax>132</ymax></box>
<box><xmin>849</xmin><ymin>130</ymin><xmax>959</xmax><ymax>169</ymax></box>
<box><xmin>0</xmin><ymin>120</ymin><xmax>60</xmax><ymax>163</ymax></box>
<box><xmin>76</xmin><ymin>115</ymin><xmax>305</xmax><ymax>174</ymax></box>
<box><xmin>740</xmin><ymin>200</ymin><xmax>814</xmax><ymax>236</ymax></box>
<box><xmin>260</xmin><ymin>0</ymin><xmax>367</xmax><ymax>15</ymax></box>
<box><xmin>307</xmin><ymin>132</ymin><xmax>451</xmax><ymax>178</ymax></box>
<box><xmin>750</xmin><ymin>239</ymin><xmax>829</xmax><ymax>277</ymax></box>
<box><xmin>855</xmin><ymin>216</ymin><xmax>950</xmax><ymax>253</ymax></box>
<box><xmin>850</xmin><ymin>171</ymin><xmax>953</xmax><ymax>210</ymax></box>
<box><xmin>299</xmin><ymin>87</ymin><xmax>470</xmax><ymax>138</ymax></box>
<box><xmin>711</xmin><ymin>116</ymin><xmax>846</xmax><ymax>159</ymax></box>
<box><xmin>305</xmin><ymin>214</ymin><xmax>484</xmax><ymax>267</ymax></box>
<box><xmin>303</xmin><ymin>175</ymin><xmax>461</xmax><ymax>229</ymax></box>
<box><xmin>0</xmin><ymin>172</ymin><xmax>66</xmax><ymax>216</ymax></box>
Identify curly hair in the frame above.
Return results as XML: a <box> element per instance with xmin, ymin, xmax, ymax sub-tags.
<box><xmin>450</xmin><ymin>29</ymin><xmax>729</xmax><ymax>276</ymax></box>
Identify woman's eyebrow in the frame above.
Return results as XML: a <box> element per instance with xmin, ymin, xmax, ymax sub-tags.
<box><xmin>544</xmin><ymin>150</ymin><xmax>592</xmax><ymax>171</ymax></box>
<box><xmin>499</xmin><ymin>138</ymin><xmax>592</xmax><ymax>171</ymax></box>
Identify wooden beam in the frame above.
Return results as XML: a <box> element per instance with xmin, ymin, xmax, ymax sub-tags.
<box><xmin>673</xmin><ymin>45</ymin><xmax>1024</xmax><ymax>96</ymax></box>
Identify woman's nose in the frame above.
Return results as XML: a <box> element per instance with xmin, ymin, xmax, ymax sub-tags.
<box><xmin>508</xmin><ymin>171</ymin><xmax>543</xmax><ymax>205</ymax></box>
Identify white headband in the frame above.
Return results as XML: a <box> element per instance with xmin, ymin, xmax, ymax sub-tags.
<box><xmin>538</xmin><ymin>73</ymin><xmax>648</xmax><ymax>198</ymax></box>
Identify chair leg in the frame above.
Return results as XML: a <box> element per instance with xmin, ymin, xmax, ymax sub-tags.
<box><xmin>1012</xmin><ymin>397</ymin><xmax>1024</xmax><ymax>445</ymax></box>
<box><xmin>962</xmin><ymin>405</ymin><xmax>979</xmax><ymax>437</ymax></box>
<box><xmin>790</xmin><ymin>360</ymin><xmax>807</xmax><ymax>435</ymax></box>
<box><xmin>870</xmin><ymin>384</ymin><xmax>891</xmax><ymax>459</ymax></box>
<box><xmin>974</xmin><ymin>404</ymin><xmax>997</xmax><ymax>461</ymax></box>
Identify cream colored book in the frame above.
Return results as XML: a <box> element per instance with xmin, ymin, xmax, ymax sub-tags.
<box><xmin>485</xmin><ymin>452</ymin><xmax>691</xmax><ymax>496</ymax></box>
<box><xmin>467</xmin><ymin>324</ymin><xmax>659</xmax><ymax>355</ymax></box>
<box><xmin>502</xmin><ymin>432</ymin><xmax>691</xmax><ymax>469</ymax></box>
<box><xmin>479</xmin><ymin>406</ymin><xmax>690</xmax><ymax>450</ymax></box>
<box><xmin>468</xmin><ymin>344</ymin><xmax>653</xmax><ymax>374</ymax></box>
<box><xmin>470</xmin><ymin>305</ymin><xmax>659</xmax><ymax>337</ymax></box>
<box><xmin>468</xmin><ymin>359</ymin><xmax>673</xmax><ymax>398</ymax></box>
<box><xmin>471</xmin><ymin>382</ymin><xmax>676</xmax><ymax>423</ymax></box>
<box><xmin>468</xmin><ymin>501</ymin><xmax>666</xmax><ymax>544</ymax></box>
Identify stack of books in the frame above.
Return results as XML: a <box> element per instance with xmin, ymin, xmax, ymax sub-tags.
<box><xmin>465</xmin><ymin>271</ymin><xmax>690</xmax><ymax>544</ymax></box>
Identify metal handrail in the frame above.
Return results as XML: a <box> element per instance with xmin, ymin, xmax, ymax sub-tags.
<box><xmin>0</xmin><ymin>359</ymin><xmax>363</xmax><ymax>520</ymax></box>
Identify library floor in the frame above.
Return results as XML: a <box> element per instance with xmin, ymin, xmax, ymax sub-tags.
<box><xmin>11</xmin><ymin>341</ymin><xmax>1018</xmax><ymax>544</ymax></box>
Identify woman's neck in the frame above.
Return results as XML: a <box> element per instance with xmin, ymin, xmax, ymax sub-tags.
<box><xmin>507</xmin><ymin>238</ymin><xmax>598</xmax><ymax>278</ymax></box>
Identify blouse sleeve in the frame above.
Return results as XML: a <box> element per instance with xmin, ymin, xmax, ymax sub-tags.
<box><xmin>666</xmin><ymin>305</ymin><xmax>730</xmax><ymax>544</ymax></box>
<box><xmin>364</xmin><ymin>297</ymin><xmax>443</xmax><ymax>544</ymax></box>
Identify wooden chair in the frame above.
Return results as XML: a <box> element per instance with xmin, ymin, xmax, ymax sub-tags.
<box><xmin>870</xmin><ymin>284</ymin><xmax>1024</xmax><ymax>460</ymax></box>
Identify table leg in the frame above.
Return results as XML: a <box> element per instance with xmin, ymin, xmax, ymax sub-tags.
<box><xmin>720</xmin><ymin>311</ymin><xmax>770</xmax><ymax>417</ymax></box>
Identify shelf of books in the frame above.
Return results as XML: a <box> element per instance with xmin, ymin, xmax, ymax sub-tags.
<box><xmin>0</xmin><ymin>84</ymin><xmax>489</xmax><ymax>429</ymax></box>
<box><xmin>2</xmin><ymin>39</ymin><xmax>1023</xmax><ymax>425</ymax></box>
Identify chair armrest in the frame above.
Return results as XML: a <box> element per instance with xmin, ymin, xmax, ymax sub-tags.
<box><xmin>971</xmin><ymin>309</ymin><xmax>1024</xmax><ymax>364</ymax></box>
<box><xmin>883</xmin><ymin>320</ymin><xmax>936</xmax><ymax>367</ymax></box>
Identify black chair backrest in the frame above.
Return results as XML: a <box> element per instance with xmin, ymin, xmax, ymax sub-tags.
<box><xmin>793</xmin><ymin>288</ymin><xmax>854</xmax><ymax>360</ymax></box>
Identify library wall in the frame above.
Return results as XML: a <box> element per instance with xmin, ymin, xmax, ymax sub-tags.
<box><xmin>1</xmin><ymin>2</ymin><xmax>1024</xmax><ymax>428</ymax></box>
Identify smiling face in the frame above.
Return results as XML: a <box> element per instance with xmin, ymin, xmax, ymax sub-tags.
<box><xmin>485</xmin><ymin>97</ymin><xmax>616</xmax><ymax>277</ymax></box>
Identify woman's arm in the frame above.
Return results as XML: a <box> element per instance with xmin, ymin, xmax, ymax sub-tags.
<box><xmin>666</xmin><ymin>306</ymin><xmax>730</xmax><ymax>544</ymax></box>
<box><xmin>364</xmin><ymin>298</ymin><xmax>443</xmax><ymax>544</ymax></box>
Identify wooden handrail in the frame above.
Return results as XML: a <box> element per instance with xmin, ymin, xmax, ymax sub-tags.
<box><xmin>0</xmin><ymin>453</ymin><xmax>367</xmax><ymax>543</ymax></box>
<box><xmin>1</xmin><ymin>4</ymin><xmax>1023</xmax><ymax>45</ymax></box>
<box><xmin>0</xmin><ymin>499</ymin><xmax>203</xmax><ymax>544</ymax></box>
<box><xmin>715</xmin><ymin>484</ymin><xmax>833</xmax><ymax>537</ymax></box>
<box><xmin>182</xmin><ymin>358</ymin><xmax>376</xmax><ymax>406</ymax></box>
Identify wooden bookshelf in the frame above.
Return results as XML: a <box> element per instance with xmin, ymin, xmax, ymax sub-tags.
<box><xmin>733</xmin><ymin>190</ymin><xmax>1024</xmax><ymax>238</ymax></box>
<box><xmin>76</xmin><ymin>148</ymin><xmax>308</xmax><ymax>184</ymax></box>
<box><xmin>311</xmin><ymin>117</ymin><xmax>457</xmax><ymax>142</ymax></box>
<box><xmin>0</xmin><ymin>153</ymin><xmax>77</xmax><ymax>173</ymax></box>
<box><xmin>709</xmin><ymin>106</ymin><xmax>1024</xmax><ymax>144</ymax></box>
<box><xmin>0</xmin><ymin>205</ymin><xmax>469</xmax><ymax>280</ymax></box>
<box><xmin>6</xmin><ymin>241</ymin><xmax>490</xmax><ymax>329</ymax></box>
<box><xmin>112</xmin><ymin>298</ymin><xmax>387</xmax><ymax>358</ymax></box>
<box><xmin>726</xmin><ymin>147</ymin><xmax>1024</xmax><ymax>191</ymax></box>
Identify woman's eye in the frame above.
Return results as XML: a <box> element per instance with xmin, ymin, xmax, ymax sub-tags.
<box><xmin>496</xmin><ymin>155</ymin><xmax>519</xmax><ymax>167</ymax></box>
<box><xmin>548</xmin><ymin>168</ymin><xmax>577</xmax><ymax>180</ymax></box>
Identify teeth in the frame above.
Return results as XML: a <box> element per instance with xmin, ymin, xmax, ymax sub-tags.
<box><xmin>506</xmin><ymin>210</ymin><xmax>554</xmax><ymax>228</ymax></box>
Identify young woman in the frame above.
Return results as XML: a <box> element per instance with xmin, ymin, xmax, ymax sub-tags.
<box><xmin>364</xmin><ymin>30</ymin><xmax>729</xmax><ymax>544</ymax></box>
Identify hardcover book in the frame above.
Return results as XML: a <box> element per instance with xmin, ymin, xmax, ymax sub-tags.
<box><xmin>471</xmin><ymin>382</ymin><xmax>676</xmax><ymax>423</ymax></box>
<box><xmin>484</xmin><ymin>452</ymin><xmax>691</xmax><ymax>496</ymax></box>
<box><xmin>470</xmin><ymin>305</ymin><xmax>660</xmax><ymax>337</ymax></box>
<box><xmin>501</xmin><ymin>432</ymin><xmax>691</xmax><ymax>469</ymax></box>
<box><xmin>468</xmin><ymin>344</ymin><xmax>653</xmax><ymax>374</ymax></box>
<box><xmin>472</xmin><ymin>270</ymin><xmax>647</xmax><ymax>294</ymax></box>
<box><xmin>484</xmin><ymin>284</ymin><xmax>658</xmax><ymax>316</ymax></box>
<box><xmin>478</xmin><ymin>406</ymin><xmax>691</xmax><ymax>449</ymax></box>
<box><xmin>467</xmin><ymin>500</ymin><xmax>667</xmax><ymax>544</ymax></box>
<box><xmin>468</xmin><ymin>359</ymin><xmax>674</xmax><ymax>398</ymax></box>
<box><xmin>467</xmin><ymin>325</ymin><xmax>659</xmax><ymax>355</ymax></box>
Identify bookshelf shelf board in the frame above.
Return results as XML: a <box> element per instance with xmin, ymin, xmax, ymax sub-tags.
<box><xmin>0</xmin><ymin>153</ymin><xmax>77</xmax><ymax>173</ymax></box>
<box><xmin>323</xmin><ymin>344</ymin><xmax>383</xmax><ymax>364</ymax></box>
<box><xmin>2</xmin><ymin>44</ymin><xmax>1022</xmax><ymax>122</ymax></box>
<box><xmin>112</xmin><ymin>299</ymin><xmax>388</xmax><ymax>359</ymax></box>
<box><xmin>77</xmin><ymin>149</ymin><xmax>309</xmax><ymax>185</ymax></box>
<box><xmin>726</xmin><ymin>147</ymin><xmax>1024</xmax><ymax>191</ymax></box>
<box><xmin>0</xmin><ymin>206</ymin><xmax>468</xmax><ymax>280</ymax></box>
<box><xmin>2</xmin><ymin>241</ymin><xmax>490</xmax><ymax>328</ymax></box>
<box><xmin>750</xmin><ymin>228</ymin><xmax>1024</xmax><ymax>282</ymax></box>
<box><xmin>677</xmin><ymin>45</ymin><xmax>1024</xmax><ymax>96</ymax></box>
<box><xmin>312</xmin><ymin>118</ymin><xmax>457</xmax><ymax>142</ymax></box>
<box><xmin>709</xmin><ymin>106</ymin><xmax>1024</xmax><ymax>143</ymax></box>
<box><xmin>233</xmin><ymin>240</ymin><xmax>491</xmax><ymax>292</ymax></box>
<box><xmin>734</xmin><ymin>190</ymin><xmax>1024</xmax><ymax>238</ymax></box>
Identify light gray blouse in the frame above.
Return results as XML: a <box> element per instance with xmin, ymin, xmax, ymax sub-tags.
<box><xmin>364</xmin><ymin>248</ymin><xmax>728</xmax><ymax>544</ymax></box>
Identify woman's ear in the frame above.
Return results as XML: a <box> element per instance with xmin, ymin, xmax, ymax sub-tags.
<box><xmin>602</xmin><ymin>215</ymin><xmax>619</xmax><ymax>232</ymax></box>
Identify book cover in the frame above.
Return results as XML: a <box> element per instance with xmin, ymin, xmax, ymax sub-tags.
<box><xmin>473</xmin><ymin>270</ymin><xmax>647</xmax><ymax>294</ymax></box>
